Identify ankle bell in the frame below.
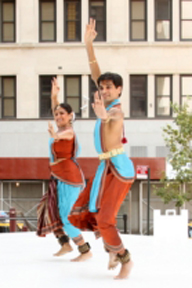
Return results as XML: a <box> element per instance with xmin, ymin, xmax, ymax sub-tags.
<box><xmin>78</xmin><ymin>242</ymin><xmax>91</xmax><ymax>254</ymax></box>
<box><xmin>117</xmin><ymin>249</ymin><xmax>131</xmax><ymax>264</ymax></box>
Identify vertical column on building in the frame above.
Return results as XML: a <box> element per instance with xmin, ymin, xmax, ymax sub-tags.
<box><xmin>148</xmin><ymin>74</ymin><xmax>155</xmax><ymax>118</ymax></box>
<box><xmin>81</xmin><ymin>75</ymin><xmax>89</xmax><ymax>118</ymax></box>
<box><xmin>172</xmin><ymin>74</ymin><xmax>180</xmax><ymax>116</ymax></box>
<box><xmin>106</xmin><ymin>0</ymin><xmax>111</xmax><ymax>42</ymax></box>
<box><xmin>172</xmin><ymin>0</ymin><xmax>180</xmax><ymax>42</ymax></box>
<box><xmin>109</xmin><ymin>0</ymin><xmax>128</xmax><ymax>43</ymax></box>
<box><xmin>123</xmin><ymin>72</ymin><xmax>130</xmax><ymax>118</ymax></box>
<box><xmin>82</xmin><ymin>0</ymin><xmax>88</xmax><ymax>42</ymax></box>
<box><xmin>57</xmin><ymin>0</ymin><xmax>64</xmax><ymax>43</ymax></box>
<box><xmin>147</xmin><ymin>0</ymin><xmax>155</xmax><ymax>42</ymax></box>
<box><xmin>16</xmin><ymin>0</ymin><xmax>20</xmax><ymax>43</ymax></box>
<box><xmin>57</xmin><ymin>75</ymin><xmax>64</xmax><ymax>103</ymax></box>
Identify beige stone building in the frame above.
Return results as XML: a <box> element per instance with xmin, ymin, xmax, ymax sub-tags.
<box><xmin>0</xmin><ymin>0</ymin><xmax>192</xmax><ymax>234</ymax></box>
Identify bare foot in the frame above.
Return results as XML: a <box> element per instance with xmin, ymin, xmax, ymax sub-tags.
<box><xmin>53</xmin><ymin>243</ymin><xmax>73</xmax><ymax>256</ymax></box>
<box><xmin>114</xmin><ymin>260</ymin><xmax>134</xmax><ymax>280</ymax></box>
<box><xmin>70</xmin><ymin>251</ymin><xmax>92</xmax><ymax>262</ymax></box>
<box><xmin>108</xmin><ymin>252</ymin><xmax>119</xmax><ymax>270</ymax></box>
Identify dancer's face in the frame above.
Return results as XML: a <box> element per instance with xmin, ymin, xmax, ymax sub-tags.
<box><xmin>54</xmin><ymin>107</ymin><xmax>72</xmax><ymax>128</ymax></box>
<box><xmin>98</xmin><ymin>80</ymin><xmax>122</xmax><ymax>105</ymax></box>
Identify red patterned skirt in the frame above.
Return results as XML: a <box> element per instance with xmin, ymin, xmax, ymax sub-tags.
<box><xmin>36</xmin><ymin>179</ymin><xmax>63</xmax><ymax>237</ymax></box>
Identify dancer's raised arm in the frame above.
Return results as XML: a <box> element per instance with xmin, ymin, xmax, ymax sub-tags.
<box><xmin>51</xmin><ymin>77</ymin><xmax>60</xmax><ymax>114</ymax></box>
<box><xmin>84</xmin><ymin>18</ymin><xmax>101</xmax><ymax>86</ymax></box>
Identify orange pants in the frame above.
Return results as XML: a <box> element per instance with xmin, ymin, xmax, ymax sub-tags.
<box><xmin>69</xmin><ymin>172</ymin><xmax>134</xmax><ymax>253</ymax></box>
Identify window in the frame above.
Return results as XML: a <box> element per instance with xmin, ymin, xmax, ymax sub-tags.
<box><xmin>180</xmin><ymin>75</ymin><xmax>192</xmax><ymax>110</ymax></box>
<box><xmin>130</xmin><ymin>0</ymin><xmax>147</xmax><ymax>41</ymax></box>
<box><xmin>89</xmin><ymin>77</ymin><xmax>97</xmax><ymax>118</ymax></box>
<box><xmin>89</xmin><ymin>0</ymin><xmax>106</xmax><ymax>41</ymax></box>
<box><xmin>0</xmin><ymin>76</ymin><xmax>16</xmax><ymax>118</ymax></box>
<box><xmin>39</xmin><ymin>0</ymin><xmax>56</xmax><ymax>42</ymax></box>
<box><xmin>0</xmin><ymin>0</ymin><xmax>15</xmax><ymax>42</ymax></box>
<box><xmin>155</xmin><ymin>0</ymin><xmax>172</xmax><ymax>41</ymax></box>
<box><xmin>130</xmin><ymin>75</ymin><xmax>147</xmax><ymax>117</ymax></box>
<box><xmin>64</xmin><ymin>0</ymin><xmax>81</xmax><ymax>41</ymax></box>
<box><xmin>130</xmin><ymin>146</ymin><xmax>147</xmax><ymax>157</ymax></box>
<box><xmin>180</xmin><ymin>0</ymin><xmax>192</xmax><ymax>40</ymax></box>
<box><xmin>39</xmin><ymin>75</ymin><xmax>54</xmax><ymax>118</ymax></box>
<box><xmin>155</xmin><ymin>75</ymin><xmax>172</xmax><ymax>117</ymax></box>
<box><xmin>65</xmin><ymin>76</ymin><xmax>81</xmax><ymax>117</ymax></box>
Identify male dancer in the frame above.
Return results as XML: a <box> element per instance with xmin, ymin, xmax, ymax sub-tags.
<box><xmin>69</xmin><ymin>19</ymin><xmax>135</xmax><ymax>279</ymax></box>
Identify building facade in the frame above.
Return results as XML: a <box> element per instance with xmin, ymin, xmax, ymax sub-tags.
<box><xmin>1</xmin><ymin>0</ymin><xmax>192</xmax><ymax>234</ymax></box>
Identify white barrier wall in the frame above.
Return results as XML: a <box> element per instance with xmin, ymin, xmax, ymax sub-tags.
<box><xmin>0</xmin><ymin>119</ymin><xmax>172</xmax><ymax>157</ymax></box>
<box><xmin>153</xmin><ymin>209</ymin><xmax>188</xmax><ymax>241</ymax></box>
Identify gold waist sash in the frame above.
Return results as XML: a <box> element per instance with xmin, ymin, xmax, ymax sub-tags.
<box><xmin>98</xmin><ymin>147</ymin><xmax>125</xmax><ymax>160</ymax></box>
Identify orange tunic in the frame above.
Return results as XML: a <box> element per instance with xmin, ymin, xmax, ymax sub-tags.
<box><xmin>50</xmin><ymin>138</ymin><xmax>84</xmax><ymax>187</ymax></box>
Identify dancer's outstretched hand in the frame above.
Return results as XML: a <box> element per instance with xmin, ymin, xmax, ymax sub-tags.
<box><xmin>84</xmin><ymin>18</ymin><xmax>98</xmax><ymax>45</ymax></box>
<box><xmin>92</xmin><ymin>91</ymin><xmax>108</xmax><ymax>120</ymax></box>
<box><xmin>51</xmin><ymin>77</ymin><xmax>60</xmax><ymax>98</ymax></box>
<box><xmin>48</xmin><ymin>121</ymin><xmax>55</xmax><ymax>137</ymax></box>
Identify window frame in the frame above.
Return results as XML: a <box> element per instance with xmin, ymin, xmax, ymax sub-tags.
<box><xmin>64</xmin><ymin>75</ymin><xmax>82</xmax><ymax>118</ymax></box>
<box><xmin>154</xmin><ymin>0</ymin><xmax>172</xmax><ymax>41</ymax></box>
<box><xmin>0</xmin><ymin>76</ymin><xmax>16</xmax><ymax>119</ymax></box>
<box><xmin>0</xmin><ymin>0</ymin><xmax>16</xmax><ymax>43</ymax></box>
<box><xmin>180</xmin><ymin>0</ymin><xmax>192</xmax><ymax>41</ymax></box>
<box><xmin>39</xmin><ymin>0</ymin><xmax>56</xmax><ymax>43</ymax></box>
<box><xmin>64</xmin><ymin>0</ymin><xmax>81</xmax><ymax>42</ymax></box>
<box><xmin>39</xmin><ymin>75</ymin><xmax>55</xmax><ymax>119</ymax></box>
<box><xmin>130</xmin><ymin>75</ymin><xmax>148</xmax><ymax>118</ymax></box>
<box><xmin>155</xmin><ymin>75</ymin><xmax>172</xmax><ymax>118</ymax></box>
<box><xmin>89</xmin><ymin>0</ymin><xmax>106</xmax><ymax>42</ymax></box>
<box><xmin>180</xmin><ymin>75</ymin><xmax>192</xmax><ymax>107</ymax></box>
<box><xmin>129</xmin><ymin>0</ymin><xmax>147</xmax><ymax>41</ymax></box>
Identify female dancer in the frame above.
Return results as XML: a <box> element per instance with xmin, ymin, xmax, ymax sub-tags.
<box><xmin>37</xmin><ymin>78</ymin><xmax>92</xmax><ymax>261</ymax></box>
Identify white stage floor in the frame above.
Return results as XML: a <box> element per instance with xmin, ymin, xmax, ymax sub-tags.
<box><xmin>0</xmin><ymin>231</ymin><xmax>192</xmax><ymax>288</ymax></box>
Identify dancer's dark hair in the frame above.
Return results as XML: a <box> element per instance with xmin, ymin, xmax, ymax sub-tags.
<box><xmin>97</xmin><ymin>72</ymin><xmax>123</xmax><ymax>97</ymax></box>
<box><xmin>54</xmin><ymin>103</ymin><xmax>73</xmax><ymax>114</ymax></box>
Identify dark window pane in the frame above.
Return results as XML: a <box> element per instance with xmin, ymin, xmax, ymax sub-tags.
<box><xmin>131</xmin><ymin>97</ymin><xmax>146</xmax><ymax>117</ymax></box>
<box><xmin>130</xmin><ymin>0</ymin><xmax>146</xmax><ymax>41</ymax></box>
<box><xmin>2</xmin><ymin>2</ymin><xmax>14</xmax><ymax>21</ymax></box>
<box><xmin>41</xmin><ymin>22</ymin><xmax>54</xmax><ymax>41</ymax></box>
<box><xmin>1</xmin><ymin>1</ymin><xmax>15</xmax><ymax>43</ymax></box>
<box><xmin>3</xmin><ymin>23</ymin><xmax>14</xmax><ymax>41</ymax></box>
<box><xmin>41</xmin><ymin>97</ymin><xmax>52</xmax><ymax>117</ymax></box>
<box><xmin>155</xmin><ymin>0</ymin><xmax>171</xmax><ymax>40</ymax></box>
<box><xmin>89</xmin><ymin>77</ymin><xmax>97</xmax><ymax>118</ymax></box>
<box><xmin>156</xmin><ymin>0</ymin><xmax>170</xmax><ymax>20</ymax></box>
<box><xmin>1</xmin><ymin>76</ymin><xmax>16</xmax><ymax>118</ymax></box>
<box><xmin>131</xmin><ymin>22</ymin><xmax>145</xmax><ymax>40</ymax></box>
<box><xmin>65</xmin><ymin>76</ymin><xmax>81</xmax><ymax>117</ymax></box>
<box><xmin>67</xmin><ymin>97</ymin><xmax>80</xmax><ymax>114</ymax></box>
<box><xmin>3</xmin><ymin>98</ymin><xmax>15</xmax><ymax>117</ymax></box>
<box><xmin>89</xmin><ymin>0</ymin><xmax>106</xmax><ymax>41</ymax></box>
<box><xmin>131</xmin><ymin>0</ymin><xmax>145</xmax><ymax>20</ymax></box>
<box><xmin>41</xmin><ymin>2</ymin><xmax>54</xmax><ymax>20</ymax></box>
<box><xmin>64</xmin><ymin>0</ymin><xmax>81</xmax><ymax>41</ymax></box>
<box><xmin>40</xmin><ymin>76</ymin><xmax>54</xmax><ymax>117</ymax></box>
<box><xmin>130</xmin><ymin>76</ymin><xmax>147</xmax><ymax>117</ymax></box>
<box><xmin>40</xmin><ymin>0</ymin><xmax>56</xmax><ymax>42</ymax></box>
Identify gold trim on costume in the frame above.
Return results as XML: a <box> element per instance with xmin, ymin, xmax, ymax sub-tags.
<box><xmin>98</xmin><ymin>147</ymin><xmax>125</xmax><ymax>160</ymax></box>
<box><xmin>49</xmin><ymin>158</ymin><xmax>66</xmax><ymax>166</ymax></box>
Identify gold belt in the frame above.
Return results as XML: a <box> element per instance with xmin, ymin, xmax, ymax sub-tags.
<box><xmin>98</xmin><ymin>147</ymin><xmax>125</xmax><ymax>160</ymax></box>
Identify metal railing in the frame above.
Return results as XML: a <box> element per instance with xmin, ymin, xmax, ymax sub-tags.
<box><xmin>0</xmin><ymin>209</ymin><xmax>128</xmax><ymax>234</ymax></box>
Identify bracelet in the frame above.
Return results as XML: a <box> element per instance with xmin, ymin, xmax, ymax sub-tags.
<box><xmin>89</xmin><ymin>59</ymin><xmax>97</xmax><ymax>65</ymax></box>
<box><xmin>101</xmin><ymin>116</ymin><xmax>110</xmax><ymax>124</ymax></box>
